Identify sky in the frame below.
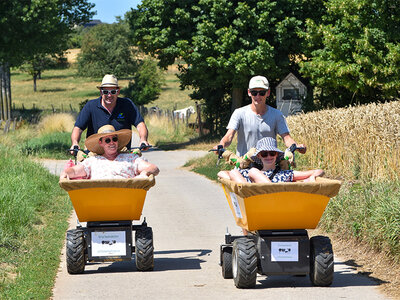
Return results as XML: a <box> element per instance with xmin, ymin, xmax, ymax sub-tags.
<box><xmin>90</xmin><ymin>0</ymin><xmax>141</xmax><ymax>24</ymax></box>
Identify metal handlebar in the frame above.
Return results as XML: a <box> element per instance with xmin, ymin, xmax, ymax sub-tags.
<box><xmin>129</xmin><ymin>143</ymin><xmax>153</xmax><ymax>151</ymax></box>
<box><xmin>208</xmin><ymin>145</ymin><xmax>225</xmax><ymax>166</ymax></box>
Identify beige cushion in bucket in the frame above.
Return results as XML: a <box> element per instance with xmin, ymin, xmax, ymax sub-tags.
<box><xmin>59</xmin><ymin>175</ymin><xmax>156</xmax><ymax>192</ymax></box>
<box><xmin>218</xmin><ymin>177</ymin><xmax>341</xmax><ymax>199</ymax></box>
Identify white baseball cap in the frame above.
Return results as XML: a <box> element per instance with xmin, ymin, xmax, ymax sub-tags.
<box><xmin>248</xmin><ymin>75</ymin><xmax>269</xmax><ymax>90</ymax></box>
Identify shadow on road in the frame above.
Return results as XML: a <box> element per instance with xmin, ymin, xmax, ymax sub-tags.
<box><xmin>255</xmin><ymin>260</ymin><xmax>387</xmax><ymax>289</ymax></box>
<box><xmin>81</xmin><ymin>249</ymin><xmax>212</xmax><ymax>274</ymax></box>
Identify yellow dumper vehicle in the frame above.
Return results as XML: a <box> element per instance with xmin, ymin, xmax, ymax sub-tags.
<box><xmin>214</xmin><ymin>146</ymin><xmax>341</xmax><ymax>288</ymax></box>
<box><xmin>60</xmin><ymin>174</ymin><xmax>156</xmax><ymax>274</ymax></box>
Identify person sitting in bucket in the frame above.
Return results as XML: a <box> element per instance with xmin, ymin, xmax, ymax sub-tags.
<box><xmin>60</xmin><ymin>125</ymin><xmax>159</xmax><ymax>180</ymax></box>
<box><xmin>218</xmin><ymin>137</ymin><xmax>323</xmax><ymax>183</ymax></box>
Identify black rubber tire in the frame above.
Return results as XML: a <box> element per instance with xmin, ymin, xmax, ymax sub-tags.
<box><xmin>221</xmin><ymin>247</ymin><xmax>233</xmax><ymax>279</ymax></box>
<box><xmin>135</xmin><ymin>227</ymin><xmax>154</xmax><ymax>271</ymax></box>
<box><xmin>66</xmin><ymin>229</ymin><xmax>85</xmax><ymax>274</ymax></box>
<box><xmin>232</xmin><ymin>238</ymin><xmax>257</xmax><ymax>288</ymax></box>
<box><xmin>310</xmin><ymin>235</ymin><xmax>334</xmax><ymax>286</ymax></box>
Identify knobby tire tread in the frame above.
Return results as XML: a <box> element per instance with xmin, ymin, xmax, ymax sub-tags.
<box><xmin>66</xmin><ymin>229</ymin><xmax>85</xmax><ymax>274</ymax></box>
<box><xmin>310</xmin><ymin>235</ymin><xmax>334</xmax><ymax>286</ymax></box>
<box><xmin>233</xmin><ymin>238</ymin><xmax>257</xmax><ymax>288</ymax></box>
<box><xmin>135</xmin><ymin>227</ymin><xmax>154</xmax><ymax>271</ymax></box>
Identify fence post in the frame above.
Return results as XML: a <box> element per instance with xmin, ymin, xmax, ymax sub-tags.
<box><xmin>51</xmin><ymin>104</ymin><xmax>55</xmax><ymax>113</ymax></box>
<box><xmin>3</xmin><ymin>119</ymin><xmax>11</xmax><ymax>134</ymax></box>
<box><xmin>12</xmin><ymin>117</ymin><xmax>16</xmax><ymax>131</ymax></box>
<box><xmin>195</xmin><ymin>101</ymin><xmax>203</xmax><ymax>136</ymax></box>
<box><xmin>70</xmin><ymin>104</ymin><xmax>74</xmax><ymax>112</ymax></box>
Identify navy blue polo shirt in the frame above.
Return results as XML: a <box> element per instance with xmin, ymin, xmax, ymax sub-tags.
<box><xmin>75</xmin><ymin>97</ymin><xmax>144</xmax><ymax>147</ymax></box>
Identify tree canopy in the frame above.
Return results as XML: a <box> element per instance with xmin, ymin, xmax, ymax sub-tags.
<box><xmin>0</xmin><ymin>0</ymin><xmax>94</xmax><ymax>66</ymax></box>
<box><xmin>77</xmin><ymin>23</ymin><xmax>138</xmax><ymax>77</ymax></box>
<box><xmin>128</xmin><ymin>0</ymin><xmax>324</xmax><ymax>133</ymax></box>
<box><xmin>300</xmin><ymin>0</ymin><xmax>400</xmax><ymax>107</ymax></box>
<box><xmin>0</xmin><ymin>0</ymin><xmax>93</xmax><ymax>120</ymax></box>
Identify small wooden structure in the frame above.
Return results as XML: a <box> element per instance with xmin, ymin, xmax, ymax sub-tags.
<box><xmin>276</xmin><ymin>73</ymin><xmax>307</xmax><ymax>117</ymax></box>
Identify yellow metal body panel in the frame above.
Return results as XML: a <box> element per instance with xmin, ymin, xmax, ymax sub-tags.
<box><xmin>68</xmin><ymin>187</ymin><xmax>147</xmax><ymax>222</ymax></box>
<box><xmin>222</xmin><ymin>185</ymin><xmax>330</xmax><ymax>231</ymax></box>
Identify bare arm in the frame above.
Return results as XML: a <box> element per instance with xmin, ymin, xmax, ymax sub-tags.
<box><xmin>228</xmin><ymin>169</ymin><xmax>248</xmax><ymax>183</ymax></box>
<box><xmin>71</xmin><ymin>126</ymin><xmax>83</xmax><ymax>148</ymax></box>
<box><xmin>136</xmin><ymin>122</ymin><xmax>149</xmax><ymax>145</ymax></box>
<box><xmin>59</xmin><ymin>164</ymin><xmax>87</xmax><ymax>180</ymax></box>
<box><xmin>293</xmin><ymin>169</ymin><xmax>324</xmax><ymax>182</ymax></box>
<box><xmin>215</xmin><ymin>129</ymin><xmax>236</xmax><ymax>150</ymax></box>
<box><xmin>280</xmin><ymin>133</ymin><xmax>306</xmax><ymax>154</ymax></box>
<box><xmin>137</xmin><ymin>159</ymin><xmax>159</xmax><ymax>177</ymax></box>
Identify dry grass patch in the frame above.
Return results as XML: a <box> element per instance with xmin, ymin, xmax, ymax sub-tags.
<box><xmin>37</xmin><ymin>113</ymin><xmax>75</xmax><ymax>134</ymax></box>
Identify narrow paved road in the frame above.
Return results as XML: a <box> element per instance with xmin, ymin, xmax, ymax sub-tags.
<box><xmin>41</xmin><ymin>150</ymin><xmax>387</xmax><ymax>300</ymax></box>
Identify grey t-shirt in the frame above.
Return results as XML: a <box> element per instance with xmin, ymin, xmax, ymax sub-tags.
<box><xmin>227</xmin><ymin>104</ymin><xmax>289</xmax><ymax>156</ymax></box>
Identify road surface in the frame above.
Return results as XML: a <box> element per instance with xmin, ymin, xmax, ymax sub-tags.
<box><xmin>41</xmin><ymin>150</ymin><xmax>387</xmax><ymax>300</ymax></box>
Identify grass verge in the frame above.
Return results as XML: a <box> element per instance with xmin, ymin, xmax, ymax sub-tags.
<box><xmin>0</xmin><ymin>146</ymin><xmax>72</xmax><ymax>299</ymax></box>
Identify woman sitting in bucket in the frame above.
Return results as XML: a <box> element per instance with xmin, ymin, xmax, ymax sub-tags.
<box><xmin>218</xmin><ymin>137</ymin><xmax>323</xmax><ymax>183</ymax></box>
<box><xmin>60</xmin><ymin>125</ymin><xmax>159</xmax><ymax>180</ymax></box>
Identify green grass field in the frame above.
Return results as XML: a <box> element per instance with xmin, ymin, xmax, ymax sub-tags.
<box><xmin>11</xmin><ymin>65</ymin><xmax>195</xmax><ymax>112</ymax></box>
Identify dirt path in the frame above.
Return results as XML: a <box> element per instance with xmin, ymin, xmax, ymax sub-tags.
<box><xmin>40</xmin><ymin>150</ymin><xmax>388</xmax><ymax>300</ymax></box>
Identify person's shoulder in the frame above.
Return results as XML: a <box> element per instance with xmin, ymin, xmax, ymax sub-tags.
<box><xmin>266</xmin><ymin>105</ymin><xmax>284</xmax><ymax>117</ymax></box>
<box><xmin>80</xmin><ymin>98</ymin><xmax>101</xmax><ymax>111</ymax></box>
<box><xmin>117</xmin><ymin>97</ymin><xmax>139</xmax><ymax>109</ymax></box>
<box><xmin>233</xmin><ymin>104</ymin><xmax>252</xmax><ymax>115</ymax></box>
<box><xmin>118</xmin><ymin>97</ymin><xmax>134</xmax><ymax>105</ymax></box>
<box><xmin>236</xmin><ymin>104</ymin><xmax>251</xmax><ymax>111</ymax></box>
<box><xmin>86</xmin><ymin>97</ymin><xmax>101</xmax><ymax>106</ymax></box>
<box><xmin>267</xmin><ymin>105</ymin><xmax>282</xmax><ymax>114</ymax></box>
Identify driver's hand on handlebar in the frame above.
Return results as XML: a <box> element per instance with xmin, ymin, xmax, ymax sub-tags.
<box><xmin>140</xmin><ymin>141</ymin><xmax>150</xmax><ymax>151</ymax></box>
<box><xmin>212</xmin><ymin>144</ymin><xmax>223</xmax><ymax>155</ymax></box>
<box><xmin>296</xmin><ymin>144</ymin><xmax>307</xmax><ymax>154</ymax></box>
<box><xmin>69</xmin><ymin>144</ymin><xmax>80</xmax><ymax>155</ymax></box>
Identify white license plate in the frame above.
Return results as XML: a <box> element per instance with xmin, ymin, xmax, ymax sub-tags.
<box><xmin>271</xmin><ymin>241</ymin><xmax>299</xmax><ymax>262</ymax></box>
<box><xmin>91</xmin><ymin>231</ymin><xmax>126</xmax><ymax>257</ymax></box>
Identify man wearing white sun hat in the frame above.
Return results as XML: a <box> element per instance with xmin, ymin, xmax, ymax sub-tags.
<box><xmin>215</xmin><ymin>75</ymin><xmax>306</xmax><ymax>157</ymax></box>
<box><xmin>70</xmin><ymin>74</ymin><xmax>149</xmax><ymax>151</ymax></box>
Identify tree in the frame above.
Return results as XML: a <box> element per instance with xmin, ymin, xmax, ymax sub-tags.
<box><xmin>77</xmin><ymin>23</ymin><xmax>138</xmax><ymax>77</ymax></box>
<box><xmin>0</xmin><ymin>0</ymin><xmax>94</xmax><ymax>120</ymax></box>
<box><xmin>20</xmin><ymin>53</ymin><xmax>68</xmax><ymax>92</ymax></box>
<box><xmin>128</xmin><ymin>0</ymin><xmax>324</xmax><ymax>134</ymax></box>
<box><xmin>299</xmin><ymin>0</ymin><xmax>400</xmax><ymax>107</ymax></box>
<box><xmin>121</xmin><ymin>58</ymin><xmax>165</xmax><ymax>106</ymax></box>
<box><xmin>20</xmin><ymin>55</ymin><xmax>53</xmax><ymax>92</ymax></box>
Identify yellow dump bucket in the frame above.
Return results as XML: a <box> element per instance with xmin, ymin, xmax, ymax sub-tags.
<box><xmin>59</xmin><ymin>176</ymin><xmax>156</xmax><ymax>222</ymax></box>
<box><xmin>219</xmin><ymin>177</ymin><xmax>341</xmax><ymax>231</ymax></box>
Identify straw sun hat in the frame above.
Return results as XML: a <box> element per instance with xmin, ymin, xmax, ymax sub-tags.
<box><xmin>96</xmin><ymin>74</ymin><xmax>119</xmax><ymax>89</ymax></box>
<box><xmin>85</xmin><ymin>125</ymin><xmax>132</xmax><ymax>155</ymax></box>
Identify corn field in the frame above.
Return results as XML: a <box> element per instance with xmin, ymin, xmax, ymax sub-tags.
<box><xmin>287</xmin><ymin>100</ymin><xmax>400</xmax><ymax>181</ymax></box>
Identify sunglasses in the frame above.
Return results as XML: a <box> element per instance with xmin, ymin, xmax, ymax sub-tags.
<box><xmin>103</xmin><ymin>136</ymin><xmax>118</xmax><ymax>144</ymax></box>
<box><xmin>250</xmin><ymin>90</ymin><xmax>267</xmax><ymax>96</ymax></box>
<box><xmin>101</xmin><ymin>89</ymin><xmax>118</xmax><ymax>95</ymax></box>
<box><xmin>259</xmin><ymin>151</ymin><xmax>277</xmax><ymax>157</ymax></box>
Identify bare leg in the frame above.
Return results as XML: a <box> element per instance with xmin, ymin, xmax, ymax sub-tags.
<box><xmin>248</xmin><ymin>168</ymin><xmax>272</xmax><ymax>183</ymax></box>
